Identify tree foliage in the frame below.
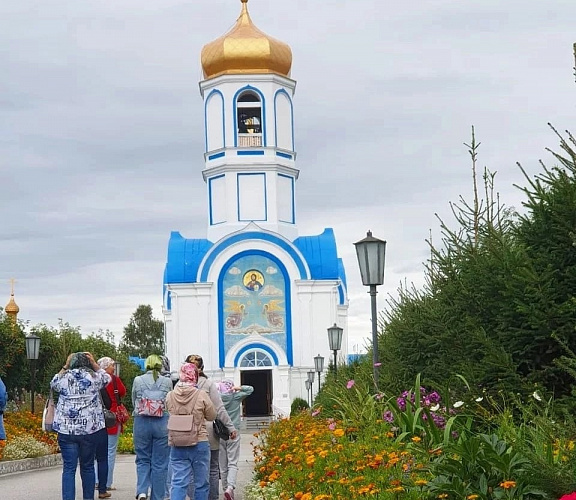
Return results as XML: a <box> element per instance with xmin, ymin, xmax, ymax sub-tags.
<box><xmin>376</xmin><ymin>127</ymin><xmax>576</xmax><ymax>402</ymax></box>
<box><xmin>120</xmin><ymin>304</ymin><xmax>164</xmax><ymax>357</ymax></box>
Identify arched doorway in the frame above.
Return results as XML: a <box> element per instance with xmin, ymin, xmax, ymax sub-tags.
<box><xmin>240</xmin><ymin>350</ymin><xmax>273</xmax><ymax>416</ymax></box>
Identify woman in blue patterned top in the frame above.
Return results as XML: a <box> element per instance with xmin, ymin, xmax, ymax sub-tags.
<box><xmin>50</xmin><ymin>352</ymin><xmax>111</xmax><ymax>500</ymax></box>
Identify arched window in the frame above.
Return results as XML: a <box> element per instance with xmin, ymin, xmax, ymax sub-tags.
<box><xmin>237</xmin><ymin>91</ymin><xmax>262</xmax><ymax>147</ymax></box>
<box><xmin>240</xmin><ymin>350</ymin><xmax>273</xmax><ymax>367</ymax></box>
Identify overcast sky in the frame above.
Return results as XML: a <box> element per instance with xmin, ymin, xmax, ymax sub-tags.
<box><xmin>2</xmin><ymin>0</ymin><xmax>574</xmax><ymax>352</ymax></box>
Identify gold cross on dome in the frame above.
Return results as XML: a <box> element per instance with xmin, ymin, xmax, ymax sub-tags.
<box><xmin>9</xmin><ymin>278</ymin><xmax>16</xmax><ymax>295</ymax></box>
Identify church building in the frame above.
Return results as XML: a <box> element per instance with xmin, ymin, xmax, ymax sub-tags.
<box><xmin>163</xmin><ymin>0</ymin><xmax>348</xmax><ymax>416</ymax></box>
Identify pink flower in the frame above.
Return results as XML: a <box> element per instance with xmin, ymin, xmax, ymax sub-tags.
<box><xmin>328</xmin><ymin>422</ymin><xmax>337</xmax><ymax>430</ymax></box>
<box><xmin>374</xmin><ymin>362</ymin><xmax>382</xmax><ymax>367</ymax></box>
<box><xmin>559</xmin><ymin>494</ymin><xmax>576</xmax><ymax>500</ymax></box>
<box><xmin>311</xmin><ymin>409</ymin><xmax>321</xmax><ymax>417</ymax></box>
<box><xmin>346</xmin><ymin>380</ymin><xmax>355</xmax><ymax>389</ymax></box>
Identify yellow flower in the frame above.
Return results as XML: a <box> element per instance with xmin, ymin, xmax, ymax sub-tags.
<box><xmin>467</xmin><ymin>495</ymin><xmax>479</xmax><ymax>500</ymax></box>
<box><xmin>333</xmin><ymin>428</ymin><xmax>345</xmax><ymax>437</ymax></box>
<box><xmin>411</xmin><ymin>436</ymin><xmax>422</xmax><ymax>443</ymax></box>
<box><xmin>438</xmin><ymin>494</ymin><xmax>449</xmax><ymax>499</ymax></box>
<box><xmin>500</xmin><ymin>480</ymin><xmax>516</xmax><ymax>489</ymax></box>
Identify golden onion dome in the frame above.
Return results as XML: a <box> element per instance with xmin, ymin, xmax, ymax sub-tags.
<box><xmin>201</xmin><ymin>0</ymin><xmax>292</xmax><ymax>79</ymax></box>
<box><xmin>5</xmin><ymin>293</ymin><xmax>19</xmax><ymax>315</ymax></box>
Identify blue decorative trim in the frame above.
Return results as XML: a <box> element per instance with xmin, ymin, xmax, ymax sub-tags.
<box><xmin>233</xmin><ymin>85</ymin><xmax>266</xmax><ymax>147</ymax></box>
<box><xmin>237</xmin><ymin>150</ymin><xmax>265</xmax><ymax>156</ymax></box>
<box><xmin>237</xmin><ymin>173</ymin><xmax>267</xmax><ymax>222</ymax></box>
<box><xmin>275</xmin><ymin>151</ymin><xmax>293</xmax><ymax>159</ymax></box>
<box><xmin>208</xmin><ymin>152</ymin><xmax>225</xmax><ymax>160</ymax></box>
<box><xmin>278</xmin><ymin>173</ymin><xmax>295</xmax><ymax>224</ymax></box>
<box><xmin>218</xmin><ymin>250</ymin><xmax>292</xmax><ymax>367</ymax></box>
<box><xmin>199</xmin><ymin>231</ymin><xmax>309</xmax><ymax>282</ymax></box>
<box><xmin>208</xmin><ymin>174</ymin><xmax>226</xmax><ymax>226</ymax></box>
<box><xmin>233</xmin><ymin>343</ymin><xmax>279</xmax><ymax>367</ymax></box>
<box><xmin>273</xmin><ymin>89</ymin><xmax>295</xmax><ymax>151</ymax></box>
<box><xmin>205</xmin><ymin>89</ymin><xmax>225</xmax><ymax>152</ymax></box>
<box><xmin>338</xmin><ymin>283</ymin><xmax>345</xmax><ymax>305</ymax></box>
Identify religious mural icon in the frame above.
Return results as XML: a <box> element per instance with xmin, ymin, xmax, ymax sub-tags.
<box><xmin>222</xmin><ymin>256</ymin><xmax>287</xmax><ymax>356</ymax></box>
<box><xmin>243</xmin><ymin>270</ymin><xmax>264</xmax><ymax>291</ymax></box>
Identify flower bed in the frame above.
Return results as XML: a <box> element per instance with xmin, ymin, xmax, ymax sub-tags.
<box><xmin>1</xmin><ymin>410</ymin><xmax>58</xmax><ymax>461</ymax></box>
<box><xmin>253</xmin><ymin>411</ymin><xmax>428</xmax><ymax>499</ymax></box>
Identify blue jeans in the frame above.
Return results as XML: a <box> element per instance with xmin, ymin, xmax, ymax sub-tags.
<box><xmin>58</xmin><ymin>431</ymin><xmax>98</xmax><ymax>500</ymax></box>
<box><xmin>94</xmin><ymin>428</ymin><xmax>108</xmax><ymax>493</ymax></box>
<box><xmin>134</xmin><ymin>415</ymin><xmax>169</xmax><ymax>500</ymax></box>
<box><xmin>107</xmin><ymin>427</ymin><xmax>120</xmax><ymax>488</ymax></box>
<box><xmin>187</xmin><ymin>448</ymin><xmax>219</xmax><ymax>500</ymax></box>
<box><xmin>171</xmin><ymin>441</ymin><xmax>210</xmax><ymax>500</ymax></box>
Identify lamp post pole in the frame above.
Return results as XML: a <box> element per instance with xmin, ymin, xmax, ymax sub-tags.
<box><xmin>354</xmin><ymin>230</ymin><xmax>387</xmax><ymax>392</ymax></box>
<box><xmin>305</xmin><ymin>380</ymin><xmax>311</xmax><ymax>407</ymax></box>
<box><xmin>327</xmin><ymin>324</ymin><xmax>343</xmax><ymax>377</ymax></box>
<box><xmin>25</xmin><ymin>333</ymin><xmax>41</xmax><ymax>414</ymax></box>
<box><xmin>314</xmin><ymin>354</ymin><xmax>324</xmax><ymax>393</ymax></box>
<box><xmin>307</xmin><ymin>370</ymin><xmax>315</xmax><ymax>403</ymax></box>
<box><xmin>370</xmin><ymin>284</ymin><xmax>378</xmax><ymax>387</ymax></box>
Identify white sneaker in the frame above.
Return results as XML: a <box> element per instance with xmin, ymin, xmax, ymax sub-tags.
<box><xmin>137</xmin><ymin>494</ymin><xmax>147</xmax><ymax>500</ymax></box>
<box><xmin>224</xmin><ymin>486</ymin><xmax>234</xmax><ymax>500</ymax></box>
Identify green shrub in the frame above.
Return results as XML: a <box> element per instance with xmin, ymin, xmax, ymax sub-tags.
<box><xmin>2</xmin><ymin>435</ymin><xmax>52</xmax><ymax>461</ymax></box>
<box><xmin>290</xmin><ymin>397</ymin><xmax>309</xmax><ymax>416</ymax></box>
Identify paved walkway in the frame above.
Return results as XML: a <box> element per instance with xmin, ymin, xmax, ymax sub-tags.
<box><xmin>0</xmin><ymin>432</ymin><xmax>256</xmax><ymax>500</ymax></box>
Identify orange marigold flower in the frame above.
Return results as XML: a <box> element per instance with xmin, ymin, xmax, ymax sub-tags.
<box><xmin>500</xmin><ymin>480</ymin><xmax>516</xmax><ymax>489</ymax></box>
<box><xmin>411</xmin><ymin>436</ymin><xmax>422</xmax><ymax>443</ymax></box>
<box><xmin>467</xmin><ymin>495</ymin><xmax>479</xmax><ymax>499</ymax></box>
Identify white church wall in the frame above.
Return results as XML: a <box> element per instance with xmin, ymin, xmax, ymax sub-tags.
<box><xmin>205</xmin><ymin>90</ymin><xmax>225</xmax><ymax>152</ymax></box>
<box><xmin>165</xmin><ymin>283</ymin><xmax>214</xmax><ymax>368</ymax></box>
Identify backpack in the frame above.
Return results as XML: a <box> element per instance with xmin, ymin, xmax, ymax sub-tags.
<box><xmin>136</xmin><ymin>376</ymin><xmax>166</xmax><ymax>417</ymax></box>
<box><xmin>167</xmin><ymin>391</ymin><xmax>201</xmax><ymax>447</ymax></box>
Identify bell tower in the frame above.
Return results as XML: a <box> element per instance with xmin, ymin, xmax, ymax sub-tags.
<box><xmin>200</xmin><ymin>0</ymin><xmax>298</xmax><ymax>242</ymax></box>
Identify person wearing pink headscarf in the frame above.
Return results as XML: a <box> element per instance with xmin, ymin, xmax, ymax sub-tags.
<box><xmin>165</xmin><ymin>363</ymin><xmax>216</xmax><ymax>500</ymax></box>
<box><xmin>217</xmin><ymin>380</ymin><xmax>253</xmax><ymax>500</ymax></box>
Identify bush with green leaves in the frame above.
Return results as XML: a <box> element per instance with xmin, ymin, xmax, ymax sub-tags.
<box><xmin>289</xmin><ymin>397</ymin><xmax>309</xmax><ymax>415</ymax></box>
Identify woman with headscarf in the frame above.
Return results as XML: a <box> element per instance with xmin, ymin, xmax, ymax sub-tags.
<box><xmin>132</xmin><ymin>354</ymin><xmax>173</xmax><ymax>500</ymax></box>
<box><xmin>50</xmin><ymin>352</ymin><xmax>111</xmax><ymax>500</ymax></box>
<box><xmin>165</xmin><ymin>363</ymin><xmax>216</xmax><ymax>500</ymax></box>
<box><xmin>97</xmin><ymin>356</ymin><xmax>126</xmax><ymax>493</ymax></box>
<box><xmin>184</xmin><ymin>355</ymin><xmax>236</xmax><ymax>500</ymax></box>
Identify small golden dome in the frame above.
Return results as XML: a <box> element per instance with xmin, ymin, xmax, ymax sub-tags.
<box><xmin>201</xmin><ymin>0</ymin><xmax>292</xmax><ymax>79</ymax></box>
<box><xmin>5</xmin><ymin>293</ymin><xmax>19</xmax><ymax>315</ymax></box>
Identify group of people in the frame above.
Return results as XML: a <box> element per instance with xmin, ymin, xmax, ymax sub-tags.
<box><xmin>49</xmin><ymin>351</ymin><xmax>253</xmax><ymax>500</ymax></box>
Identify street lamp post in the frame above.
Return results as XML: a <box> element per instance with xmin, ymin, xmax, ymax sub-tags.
<box><xmin>305</xmin><ymin>379</ymin><xmax>311</xmax><ymax>406</ymax></box>
<box><xmin>114</xmin><ymin>361</ymin><xmax>121</xmax><ymax>377</ymax></box>
<box><xmin>307</xmin><ymin>370</ymin><xmax>315</xmax><ymax>402</ymax></box>
<box><xmin>314</xmin><ymin>354</ymin><xmax>325</xmax><ymax>393</ymax></box>
<box><xmin>327</xmin><ymin>323</ymin><xmax>343</xmax><ymax>376</ymax></box>
<box><xmin>354</xmin><ymin>230</ymin><xmax>387</xmax><ymax>391</ymax></box>
<box><xmin>25</xmin><ymin>333</ymin><xmax>41</xmax><ymax>413</ymax></box>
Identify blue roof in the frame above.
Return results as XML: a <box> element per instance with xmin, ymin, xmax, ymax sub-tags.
<box><xmin>293</xmin><ymin>228</ymin><xmax>340</xmax><ymax>280</ymax></box>
<box><xmin>164</xmin><ymin>231</ymin><xmax>213</xmax><ymax>284</ymax></box>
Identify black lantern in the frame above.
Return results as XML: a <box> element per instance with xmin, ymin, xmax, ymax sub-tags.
<box><xmin>25</xmin><ymin>333</ymin><xmax>41</xmax><ymax>413</ymax></box>
<box><xmin>314</xmin><ymin>354</ymin><xmax>325</xmax><ymax>393</ymax></box>
<box><xmin>327</xmin><ymin>323</ymin><xmax>343</xmax><ymax>376</ymax></box>
<box><xmin>354</xmin><ymin>230</ymin><xmax>387</xmax><ymax>390</ymax></box>
<box><xmin>305</xmin><ymin>379</ymin><xmax>312</xmax><ymax>406</ymax></box>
